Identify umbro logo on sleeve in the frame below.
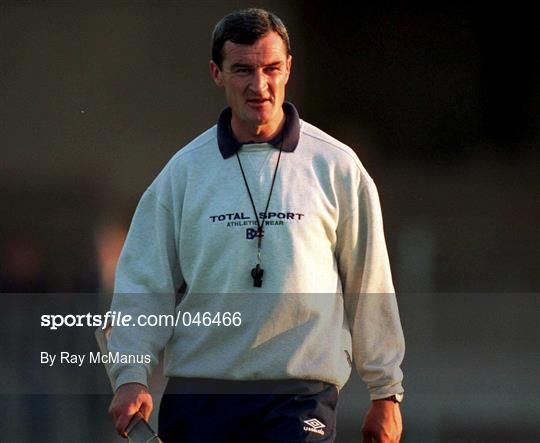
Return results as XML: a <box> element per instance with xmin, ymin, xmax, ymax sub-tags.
<box><xmin>303</xmin><ymin>418</ymin><xmax>326</xmax><ymax>436</ymax></box>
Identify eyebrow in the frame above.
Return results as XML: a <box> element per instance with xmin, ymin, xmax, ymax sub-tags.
<box><xmin>229</xmin><ymin>61</ymin><xmax>284</xmax><ymax>70</ymax></box>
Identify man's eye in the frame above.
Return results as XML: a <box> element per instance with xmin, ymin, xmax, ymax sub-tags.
<box><xmin>235</xmin><ymin>68</ymin><xmax>251</xmax><ymax>74</ymax></box>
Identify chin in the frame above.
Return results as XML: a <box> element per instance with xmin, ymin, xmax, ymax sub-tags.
<box><xmin>248</xmin><ymin>114</ymin><xmax>271</xmax><ymax>126</ymax></box>
<box><xmin>256</xmin><ymin>107</ymin><xmax>278</xmax><ymax>121</ymax></box>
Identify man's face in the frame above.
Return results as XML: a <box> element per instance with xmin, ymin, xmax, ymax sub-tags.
<box><xmin>210</xmin><ymin>32</ymin><xmax>292</xmax><ymax>136</ymax></box>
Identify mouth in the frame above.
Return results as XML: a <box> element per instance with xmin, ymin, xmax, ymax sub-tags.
<box><xmin>246</xmin><ymin>98</ymin><xmax>271</xmax><ymax>106</ymax></box>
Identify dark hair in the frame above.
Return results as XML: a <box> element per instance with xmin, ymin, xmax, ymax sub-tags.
<box><xmin>211</xmin><ymin>8</ymin><xmax>291</xmax><ymax>69</ymax></box>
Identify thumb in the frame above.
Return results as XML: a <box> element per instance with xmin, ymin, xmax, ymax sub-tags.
<box><xmin>139</xmin><ymin>401</ymin><xmax>153</xmax><ymax>422</ymax></box>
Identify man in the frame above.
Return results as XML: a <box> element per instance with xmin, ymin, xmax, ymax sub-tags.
<box><xmin>108</xmin><ymin>8</ymin><xmax>404</xmax><ymax>443</ymax></box>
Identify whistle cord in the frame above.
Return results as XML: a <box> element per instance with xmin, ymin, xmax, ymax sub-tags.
<box><xmin>235</xmin><ymin>142</ymin><xmax>283</xmax><ymax>287</ymax></box>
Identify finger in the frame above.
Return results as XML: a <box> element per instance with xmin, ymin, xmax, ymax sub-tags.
<box><xmin>108</xmin><ymin>395</ymin><xmax>122</xmax><ymax>419</ymax></box>
<box><xmin>139</xmin><ymin>401</ymin><xmax>153</xmax><ymax>421</ymax></box>
<box><xmin>116</xmin><ymin>412</ymin><xmax>135</xmax><ymax>438</ymax></box>
<box><xmin>108</xmin><ymin>399</ymin><xmax>116</xmax><ymax>418</ymax></box>
<box><xmin>109</xmin><ymin>403</ymin><xmax>123</xmax><ymax>420</ymax></box>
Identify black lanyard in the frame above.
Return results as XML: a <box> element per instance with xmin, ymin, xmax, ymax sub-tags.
<box><xmin>236</xmin><ymin>143</ymin><xmax>283</xmax><ymax>287</ymax></box>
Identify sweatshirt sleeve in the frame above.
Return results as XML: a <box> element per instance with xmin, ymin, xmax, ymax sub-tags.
<box><xmin>336</xmin><ymin>178</ymin><xmax>405</xmax><ymax>400</ymax></box>
<box><xmin>108</xmin><ymin>189</ymin><xmax>184</xmax><ymax>391</ymax></box>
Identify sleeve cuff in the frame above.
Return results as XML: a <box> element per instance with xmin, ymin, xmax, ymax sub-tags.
<box><xmin>113</xmin><ymin>366</ymin><xmax>149</xmax><ymax>392</ymax></box>
<box><xmin>369</xmin><ymin>383</ymin><xmax>404</xmax><ymax>401</ymax></box>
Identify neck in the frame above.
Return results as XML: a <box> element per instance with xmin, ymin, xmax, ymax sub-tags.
<box><xmin>231</xmin><ymin>110</ymin><xmax>286</xmax><ymax>143</ymax></box>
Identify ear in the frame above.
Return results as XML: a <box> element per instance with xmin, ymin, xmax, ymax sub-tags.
<box><xmin>284</xmin><ymin>55</ymin><xmax>292</xmax><ymax>84</ymax></box>
<box><xmin>209</xmin><ymin>60</ymin><xmax>224</xmax><ymax>87</ymax></box>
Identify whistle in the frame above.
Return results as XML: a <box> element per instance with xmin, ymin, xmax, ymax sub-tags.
<box><xmin>251</xmin><ymin>264</ymin><xmax>264</xmax><ymax>288</ymax></box>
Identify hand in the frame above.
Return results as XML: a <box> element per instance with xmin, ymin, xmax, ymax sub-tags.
<box><xmin>361</xmin><ymin>399</ymin><xmax>402</xmax><ymax>443</ymax></box>
<box><xmin>108</xmin><ymin>382</ymin><xmax>153</xmax><ymax>438</ymax></box>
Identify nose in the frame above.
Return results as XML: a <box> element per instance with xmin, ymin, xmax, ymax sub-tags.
<box><xmin>249</xmin><ymin>69</ymin><xmax>268</xmax><ymax>94</ymax></box>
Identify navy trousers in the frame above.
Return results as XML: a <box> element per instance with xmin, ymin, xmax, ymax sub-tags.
<box><xmin>158</xmin><ymin>378</ymin><xmax>339</xmax><ymax>442</ymax></box>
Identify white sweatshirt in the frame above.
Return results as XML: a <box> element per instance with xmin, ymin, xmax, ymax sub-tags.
<box><xmin>109</xmin><ymin>104</ymin><xmax>405</xmax><ymax>400</ymax></box>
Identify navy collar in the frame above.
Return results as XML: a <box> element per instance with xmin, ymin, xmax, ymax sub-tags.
<box><xmin>217</xmin><ymin>101</ymin><xmax>300</xmax><ymax>159</ymax></box>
